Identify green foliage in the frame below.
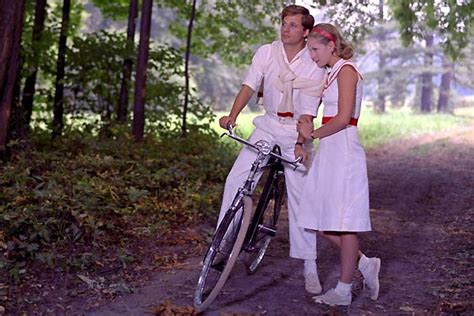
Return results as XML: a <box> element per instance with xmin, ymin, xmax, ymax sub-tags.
<box><xmin>60</xmin><ymin>30</ymin><xmax>214</xmax><ymax>135</ymax></box>
<box><xmin>66</xmin><ymin>31</ymin><xmax>131</xmax><ymax>119</ymax></box>
<box><xmin>21</xmin><ymin>1</ymin><xmax>83</xmax><ymax>81</ymax></box>
<box><xmin>388</xmin><ymin>0</ymin><xmax>474</xmax><ymax>60</ymax></box>
<box><xmin>161</xmin><ymin>0</ymin><xmax>280</xmax><ymax>67</ymax></box>
<box><xmin>90</xmin><ymin>0</ymin><xmax>136</xmax><ymax>20</ymax></box>
<box><xmin>19</xmin><ymin>1</ymin><xmax>215</xmax><ymax>137</ymax></box>
<box><xmin>0</xmin><ymin>129</ymin><xmax>237</xmax><ymax>279</ymax></box>
<box><xmin>312</xmin><ymin>0</ymin><xmax>381</xmax><ymax>48</ymax></box>
<box><xmin>312</xmin><ymin>1</ymin><xmax>473</xmax><ymax>61</ymax></box>
<box><xmin>19</xmin><ymin>0</ymin><xmax>87</xmax><ymax>136</ymax></box>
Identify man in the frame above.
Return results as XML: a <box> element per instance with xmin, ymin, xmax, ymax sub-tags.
<box><xmin>218</xmin><ymin>5</ymin><xmax>326</xmax><ymax>294</ymax></box>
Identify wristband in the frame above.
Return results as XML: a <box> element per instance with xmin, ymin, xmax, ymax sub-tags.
<box><xmin>295</xmin><ymin>142</ymin><xmax>304</xmax><ymax>147</ymax></box>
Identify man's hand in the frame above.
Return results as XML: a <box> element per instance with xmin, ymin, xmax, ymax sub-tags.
<box><xmin>297</xmin><ymin>119</ymin><xmax>313</xmax><ymax>139</ymax></box>
<box><xmin>219</xmin><ymin>115</ymin><xmax>236</xmax><ymax>130</ymax></box>
<box><xmin>294</xmin><ymin>144</ymin><xmax>308</xmax><ymax>163</ymax></box>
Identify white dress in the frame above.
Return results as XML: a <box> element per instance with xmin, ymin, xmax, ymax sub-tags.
<box><xmin>297</xmin><ymin>59</ymin><xmax>371</xmax><ymax>232</ymax></box>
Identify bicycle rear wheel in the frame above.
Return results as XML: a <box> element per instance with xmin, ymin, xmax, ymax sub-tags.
<box><xmin>194</xmin><ymin>196</ymin><xmax>252</xmax><ymax>311</ymax></box>
<box><xmin>245</xmin><ymin>167</ymin><xmax>285</xmax><ymax>274</ymax></box>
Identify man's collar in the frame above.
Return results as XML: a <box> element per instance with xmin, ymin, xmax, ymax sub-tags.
<box><xmin>280</xmin><ymin>40</ymin><xmax>306</xmax><ymax>64</ymax></box>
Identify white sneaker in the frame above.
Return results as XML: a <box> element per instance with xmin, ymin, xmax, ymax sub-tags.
<box><xmin>359</xmin><ymin>256</ymin><xmax>381</xmax><ymax>300</ymax></box>
<box><xmin>304</xmin><ymin>272</ymin><xmax>322</xmax><ymax>294</ymax></box>
<box><xmin>313</xmin><ymin>288</ymin><xmax>351</xmax><ymax>306</ymax></box>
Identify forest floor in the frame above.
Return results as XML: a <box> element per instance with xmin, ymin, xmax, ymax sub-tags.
<box><xmin>5</xmin><ymin>125</ymin><xmax>474</xmax><ymax>315</ymax></box>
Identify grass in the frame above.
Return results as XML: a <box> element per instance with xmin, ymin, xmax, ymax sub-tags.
<box><xmin>212</xmin><ymin>106</ymin><xmax>473</xmax><ymax>149</ymax></box>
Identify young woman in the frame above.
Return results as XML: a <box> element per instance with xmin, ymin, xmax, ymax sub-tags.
<box><xmin>297</xmin><ymin>23</ymin><xmax>381</xmax><ymax>306</ymax></box>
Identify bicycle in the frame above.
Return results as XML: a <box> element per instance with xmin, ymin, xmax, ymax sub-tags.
<box><xmin>194</xmin><ymin>126</ymin><xmax>301</xmax><ymax>311</ymax></box>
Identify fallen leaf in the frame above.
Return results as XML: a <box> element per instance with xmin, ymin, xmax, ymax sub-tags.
<box><xmin>400</xmin><ymin>306</ymin><xmax>415</xmax><ymax>312</ymax></box>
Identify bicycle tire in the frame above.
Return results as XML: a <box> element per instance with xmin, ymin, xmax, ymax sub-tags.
<box><xmin>245</xmin><ymin>168</ymin><xmax>285</xmax><ymax>274</ymax></box>
<box><xmin>194</xmin><ymin>196</ymin><xmax>253</xmax><ymax>311</ymax></box>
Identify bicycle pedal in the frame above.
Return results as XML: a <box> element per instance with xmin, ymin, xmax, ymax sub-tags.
<box><xmin>258</xmin><ymin>225</ymin><xmax>276</xmax><ymax>237</ymax></box>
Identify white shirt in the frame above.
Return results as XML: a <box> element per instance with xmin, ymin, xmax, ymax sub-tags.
<box><xmin>242</xmin><ymin>40</ymin><xmax>326</xmax><ymax>118</ymax></box>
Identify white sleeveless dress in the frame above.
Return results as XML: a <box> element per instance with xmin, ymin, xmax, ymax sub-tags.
<box><xmin>297</xmin><ymin>59</ymin><xmax>371</xmax><ymax>232</ymax></box>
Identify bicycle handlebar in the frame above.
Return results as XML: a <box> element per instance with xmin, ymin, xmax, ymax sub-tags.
<box><xmin>222</xmin><ymin>125</ymin><xmax>302</xmax><ymax>168</ymax></box>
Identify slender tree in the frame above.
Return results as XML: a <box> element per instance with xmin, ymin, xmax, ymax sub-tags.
<box><xmin>9</xmin><ymin>63</ymin><xmax>24</xmax><ymax>140</ymax></box>
<box><xmin>437</xmin><ymin>57</ymin><xmax>454</xmax><ymax>113</ymax></box>
<box><xmin>52</xmin><ymin>0</ymin><xmax>71</xmax><ymax>138</ymax></box>
<box><xmin>21</xmin><ymin>0</ymin><xmax>48</xmax><ymax>131</ymax></box>
<box><xmin>132</xmin><ymin>0</ymin><xmax>153</xmax><ymax>141</ymax></box>
<box><xmin>420</xmin><ymin>33</ymin><xmax>434</xmax><ymax>113</ymax></box>
<box><xmin>182</xmin><ymin>0</ymin><xmax>197</xmax><ymax>136</ymax></box>
<box><xmin>117</xmin><ymin>0</ymin><xmax>138</xmax><ymax>122</ymax></box>
<box><xmin>0</xmin><ymin>0</ymin><xmax>26</xmax><ymax>159</ymax></box>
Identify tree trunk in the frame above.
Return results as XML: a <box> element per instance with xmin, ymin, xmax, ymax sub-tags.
<box><xmin>375</xmin><ymin>0</ymin><xmax>386</xmax><ymax>113</ymax></box>
<box><xmin>182</xmin><ymin>0</ymin><xmax>197</xmax><ymax>136</ymax></box>
<box><xmin>21</xmin><ymin>0</ymin><xmax>47</xmax><ymax>130</ymax></box>
<box><xmin>9</xmin><ymin>63</ymin><xmax>24</xmax><ymax>140</ymax></box>
<box><xmin>420</xmin><ymin>33</ymin><xmax>434</xmax><ymax>113</ymax></box>
<box><xmin>437</xmin><ymin>57</ymin><xmax>453</xmax><ymax>113</ymax></box>
<box><xmin>132</xmin><ymin>0</ymin><xmax>153</xmax><ymax>142</ymax></box>
<box><xmin>0</xmin><ymin>0</ymin><xmax>25</xmax><ymax>159</ymax></box>
<box><xmin>117</xmin><ymin>0</ymin><xmax>138</xmax><ymax>123</ymax></box>
<box><xmin>52</xmin><ymin>0</ymin><xmax>71</xmax><ymax>138</ymax></box>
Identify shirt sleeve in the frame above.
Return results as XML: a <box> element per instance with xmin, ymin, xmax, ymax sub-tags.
<box><xmin>299</xmin><ymin>94</ymin><xmax>321</xmax><ymax>117</ymax></box>
<box><xmin>242</xmin><ymin>44</ymin><xmax>270</xmax><ymax>91</ymax></box>
<box><xmin>298</xmin><ymin>67</ymin><xmax>326</xmax><ymax>117</ymax></box>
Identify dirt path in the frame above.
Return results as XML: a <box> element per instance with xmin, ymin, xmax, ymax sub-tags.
<box><xmin>79</xmin><ymin>127</ymin><xmax>473</xmax><ymax>315</ymax></box>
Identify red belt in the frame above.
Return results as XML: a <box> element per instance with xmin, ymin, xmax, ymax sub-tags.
<box><xmin>322</xmin><ymin>116</ymin><xmax>358</xmax><ymax>126</ymax></box>
<box><xmin>277</xmin><ymin>112</ymin><xmax>294</xmax><ymax>118</ymax></box>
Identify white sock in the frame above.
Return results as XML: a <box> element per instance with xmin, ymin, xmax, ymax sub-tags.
<box><xmin>334</xmin><ymin>280</ymin><xmax>352</xmax><ymax>296</ymax></box>
<box><xmin>304</xmin><ymin>259</ymin><xmax>317</xmax><ymax>275</ymax></box>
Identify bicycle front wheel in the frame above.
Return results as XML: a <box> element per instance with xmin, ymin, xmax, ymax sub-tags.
<box><xmin>245</xmin><ymin>168</ymin><xmax>285</xmax><ymax>274</ymax></box>
<box><xmin>194</xmin><ymin>196</ymin><xmax>253</xmax><ymax>311</ymax></box>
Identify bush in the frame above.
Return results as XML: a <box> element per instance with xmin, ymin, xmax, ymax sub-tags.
<box><xmin>0</xmin><ymin>129</ymin><xmax>237</xmax><ymax>278</ymax></box>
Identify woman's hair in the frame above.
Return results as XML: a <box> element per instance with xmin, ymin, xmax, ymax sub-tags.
<box><xmin>308</xmin><ymin>23</ymin><xmax>353</xmax><ymax>59</ymax></box>
<box><xmin>282</xmin><ymin>5</ymin><xmax>315</xmax><ymax>31</ymax></box>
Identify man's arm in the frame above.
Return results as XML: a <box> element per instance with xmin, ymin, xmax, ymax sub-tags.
<box><xmin>219</xmin><ymin>84</ymin><xmax>255</xmax><ymax>129</ymax></box>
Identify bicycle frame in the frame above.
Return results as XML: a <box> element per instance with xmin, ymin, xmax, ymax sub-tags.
<box><xmin>219</xmin><ymin>126</ymin><xmax>299</xmax><ymax>224</ymax></box>
<box><xmin>221</xmin><ymin>126</ymin><xmax>301</xmax><ymax>250</ymax></box>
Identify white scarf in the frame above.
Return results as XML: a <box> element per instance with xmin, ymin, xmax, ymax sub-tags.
<box><xmin>272</xmin><ymin>41</ymin><xmax>326</xmax><ymax>114</ymax></box>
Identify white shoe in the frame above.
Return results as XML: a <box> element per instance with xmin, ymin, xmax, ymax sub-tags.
<box><xmin>359</xmin><ymin>256</ymin><xmax>381</xmax><ymax>300</ymax></box>
<box><xmin>313</xmin><ymin>288</ymin><xmax>351</xmax><ymax>306</ymax></box>
<box><xmin>304</xmin><ymin>272</ymin><xmax>322</xmax><ymax>294</ymax></box>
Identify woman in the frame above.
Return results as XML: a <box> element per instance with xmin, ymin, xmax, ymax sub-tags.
<box><xmin>297</xmin><ymin>23</ymin><xmax>381</xmax><ymax>306</ymax></box>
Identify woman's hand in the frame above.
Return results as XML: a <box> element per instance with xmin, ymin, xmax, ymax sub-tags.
<box><xmin>297</xmin><ymin>120</ymin><xmax>314</xmax><ymax>139</ymax></box>
<box><xmin>294</xmin><ymin>144</ymin><xmax>308</xmax><ymax>163</ymax></box>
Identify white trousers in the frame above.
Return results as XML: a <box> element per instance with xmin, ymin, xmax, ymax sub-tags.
<box><xmin>217</xmin><ymin>114</ymin><xmax>317</xmax><ymax>259</ymax></box>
